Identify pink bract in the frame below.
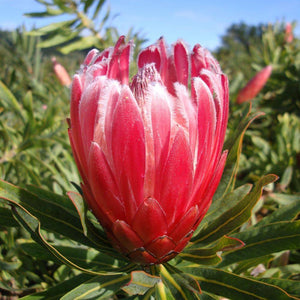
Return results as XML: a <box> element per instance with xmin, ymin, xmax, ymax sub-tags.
<box><xmin>68</xmin><ymin>36</ymin><xmax>229</xmax><ymax>264</ymax></box>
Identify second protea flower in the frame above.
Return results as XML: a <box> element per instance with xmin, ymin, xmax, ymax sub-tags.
<box><xmin>68</xmin><ymin>36</ymin><xmax>229</xmax><ymax>264</ymax></box>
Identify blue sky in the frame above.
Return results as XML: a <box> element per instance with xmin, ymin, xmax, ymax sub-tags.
<box><xmin>0</xmin><ymin>0</ymin><xmax>299</xmax><ymax>50</ymax></box>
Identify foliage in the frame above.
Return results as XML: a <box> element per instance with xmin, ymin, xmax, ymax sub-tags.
<box><xmin>25</xmin><ymin>0</ymin><xmax>147</xmax><ymax>58</ymax></box>
<box><xmin>0</xmin><ymin>4</ymin><xmax>299</xmax><ymax>299</ymax></box>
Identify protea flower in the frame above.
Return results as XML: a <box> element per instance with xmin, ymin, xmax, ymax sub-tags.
<box><xmin>236</xmin><ymin>65</ymin><xmax>272</xmax><ymax>104</ymax></box>
<box><xmin>68</xmin><ymin>36</ymin><xmax>229</xmax><ymax>265</ymax></box>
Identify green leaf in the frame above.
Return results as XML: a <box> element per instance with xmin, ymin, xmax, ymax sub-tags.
<box><xmin>182</xmin><ymin>267</ymin><xmax>296</xmax><ymax>300</ymax></box>
<box><xmin>84</xmin><ymin>0</ymin><xmax>95</xmax><ymax>13</ymax></box>
<box><xmin>0</xmin><ymin>80</ymin><xmax>25</xmax><ymax>122</ymax></box>
<box><xmin>20</xmin><ymin>273</ymin><xmax>94</xmax><ymax>299</ymax></box>
<box><xmin>256</xmin><ymin>278</ymin><xmax>300</xmax><ymax>299</ymax></box>
<box><xmin>0</xmin><ymin>180</ymin><xmax>124</xmax><ymax>259</ymax></box>
<box><xmin>0</xmin><ymin>206</ymin><xmax>19</xmax><ymax>227</ymax></box>
<box><xmin>214</xmin><ymin>105</ymin><xmax>264</xmax><ymax>199</ymax></box>
<box><xmin>30</xmin><ymin>20</ymin><xmax>77</xmax><ymax>35</ymax></box>
<box><xmin>0</xmin><ymin>180</ymin><xmax>114</xmax><ymax>254</ymax></box>
<box><xmin>254</xmin><ymin>198</ymin><xmax>300</xmax><ymax>227</ymax></box>
<box><xmin>37</xmin><ymin>32</ymin><xmax>78</xmax><ymax>48</ymax></box>
<box><xmin>262</xmin><ymin>264</ymin><xmax>300</xmax><ymax>279</ymax></box>
<box><xmin>231</xmin><ymin>255</ymin><xmax>273</xmax><ymax>275</ymax></box>
<box><xmin>159</xmin><ymin>264</ymin><xmax>201</xmax><ymax>300</ymax></box>
<box><xmin>67</xmin><ymin>191</ymin><xmax>88</xmax><ymax>236</ymax></box>
<box><xmin>279</xmin><ymin>166</ymin><xmax>293</xmax><ymax>190</ymax></box>
<box><xmin>155</xmin><ymin>281</ymin><xmax>175</xmax><ymax>300</ymax></box>
<box><xmin>122</xmin><ymin>271</ymin><xmax>161</xmax><ymax>296</ymax></box>
<box><xmin>92</xmin><ymin>0</ymin><xmax>106</xmax><ymax>19</ymax></box>
<box><xmin>180</xmin><ymin>236</ymin><xmax>244</xmax><ymax>265</ymax></box>
<box><xmin>218</xmin><ymin>221</ymin><xmax>300</xmax><ymax>267</ymax></box>
<box><xmin>268</xmin><ymin>193</ymin><xmax>300</xmax><ymax>206</ymax></box>
<box><xmin>61</xmin><ymin>273</ymin><xmax>131</xmax><ymax>300</ymax></box>
<box><xmin>192</xmin><ymin>174</ymin><xmax>277</xmax><ymax>245</ymax></box>
<box><xmin>59</xmin><ymin>36</ymin><xmax>100</xmax><ymax>54</ymax></box>
<box><xmin>10</xmin><ymin>203</ymin><xmax>112</xmax><ymax>275</ymax></box>
<box><xmin>24</xmin><ymin>8</ymin><xmax>64</xmax><ymax>18</ymax></box>
<box><xmin>0</xmin><ymin>258</ymin><xmax>22</xmax><ymax>271</ymax></box>
<box><xmin>23</xmin><ymin>91</ymin><xmax>34</xmax><ymax>123</ymax></box>
<box><xmin>199</xmin><ymin>184</ymin><xmax>252</xmax><ymax>231</ymax></box>
<box><xmin>20</xmin><ymin>241</ymin><xmax>128</xmax><ymax>271</ymax></box>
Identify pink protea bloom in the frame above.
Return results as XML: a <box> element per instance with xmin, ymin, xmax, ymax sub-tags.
<box><xmin>52</xmin><ymin>57</ymin><xmax>72</xmax><ymax>86</ymax></box>
<box><xmin>236</xmin><ymin>65</ymin><xmax>272</xmax><ymax>104</ymax></box>
<box><xmin>68</xmin><ymin>36</ymin><xmax>229</xmax><ymax>265</ymax></box>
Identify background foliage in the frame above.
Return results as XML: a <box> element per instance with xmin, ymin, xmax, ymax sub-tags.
<box><xmin>0</xmin><ymin>0</ymin><xmax>299</xmax><ymax>299</ymax></box>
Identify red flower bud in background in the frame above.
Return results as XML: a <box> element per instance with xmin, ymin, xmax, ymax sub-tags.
<box><xmin>68</xmin><ymin>36</ymin><xmax>229</xmax><ymax>264</ymax></box>
<box><xmin>285</xmin><ymin>23</ymin><xmax>293</xmax><ymax>43</ymax></box>
<box><xmin>52</xmin><ymin>57</ymin><xmax>72</xmax><ymax>87</ymax></box>
<box><xmin>236</xmin><ymin>65</ymin><xmax>272</xmax><ymax>104</ymax></box>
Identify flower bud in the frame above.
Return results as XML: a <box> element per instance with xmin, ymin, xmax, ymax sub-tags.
<box><xmin>52</xmin><ymin>57</ymin><xmax>72</xmax><ymax>87</ymax></box>
<box><xmin>285</xmin><ymin>23</ymin><xmax>293</xmax><ymax>43</ymax></box>
<box><xmin>236</xmin><ymin>65</ymin><xmax>272</xmax><ymax>104</ymax></box>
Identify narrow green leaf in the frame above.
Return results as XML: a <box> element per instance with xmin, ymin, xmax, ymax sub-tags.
<box><xmin>182</xmin><ymin>267</ymin><xmax>296</xmax><ymax>300</ymax></box>
<box><xmin>0</xmin><ymin>206</ymin><xmax>19</xmax><ymax>227</ymax></box>
<box><xmin>218</xmin><ymin>221</ymin><xmax>300</xmax><ymax>267</ymax></box>
<box><xmin>0</xmin><ymin>80</ymin><xmax>25</xmax><ymax>122</ymax></box>
<box><xmin>11</xmin><ymin>204</ymin><xmax>112</xmax><ymax>275</ymax></box>
<box><xmin>256</xmin><ymin>278</ymin><xmax>300</xmax><ymax>299</ymax></box>
<box><xmin>25</xmin><ymin>184</ymin><xmax>111</xmax><ymax>249</ymax></box>
<box><xmin>23</xmin><ymin>91</ymin><xmax>34</xmax><ymax>123</ymax></box>
<box><xmin>231</xmin><ymin>255</ymin><xmax>273</xmax><ymax>275</ymax></box>
<box><xmin>59</xmin><ymin>36</ymin><xmax>100</xmax><ymax>54</ymax></box>
<box><xmin>199</xmin><ymin>184</ymin><xmax>252</xmax><ymax>230</ymax></box>
<box><xmin>155</xmin><ymin>281</ymin><xmax>175</xmax><ymax>300</ymax></box>
<box><xmin>20</xmin><ymin>241</ymin><xmax>127</xmax><ymax>271</ymax></box>
<box><xmin>67</xmin><ymin>191</ymin><xmax>88</xmax><ymax>236</ymax></box>
<box><xmin>30</xmin><ymin>20</ymin><xmax>77</xmax><ymax>35</ymax></box>
<box><xmin>61</xmin><ymin>273</ymin><xmax>131</xmax><ymax>300</ymax></box>
<box><xmin>254</xmin><ymin>198</ymin><xmax>300</xmax><ymax>227</ymax></box>
<box><xmin>267</xmin><ymin>193</ymin><xmax>300</xmax><ymax>206</ymax></box>
<box><xmin>181</xmin><ymin>236</ymin><xmax>244</xmax><ymax>265</ymax></box>
<box><xmin>192</xmin><ymin>174</ymin><xmax>277</xmax><ymax>245</ymax></box>
<box><xmin>37</xmin><ymin>32</ymin><xmax>78</xmax><ymax>48</ymax></box>
<box><xmin>122</xmin><ymin>271</ymin><xmax>160</xmax><ymax>296</ymax></box>
<box><xmin>214</xmin><ymin>105</ymin><xmax>264</xmax><ymax>199</ymax></box>
<box><xmin>0</xmin><ymin>259</ymin><xmax>22</xmax><ymax>271</ymax></box>
<box><xmin>20</xmin><ymin>273</ymin><xmax>94</xmax><ymax>299</ymax></box>
<box><xmin>262</xmin><ymin>264</ymin><xmax>300</xmax><ymax>279</ymax></box>
<box><xmin>159</xmin><ymin>264</ymin><xmax>201</xmax><ymax>300</ymax></box>
<box><xmin>0</xmin><ymin>180</ymin><xmax>113</xmax><ymax>253</ymax></box>
<box><xmin>84</xmin><ymin>0</ymin><xmax>95</xmax><ymax>13</ymax></box>
<box><xmin>24</xmin><ymin>8</ymin><xmax>63</xmax><ymax>17</ymax></box>
<box><xmin>92</xmin><ymin>0</ymin><xmax>106</xmax><ymax>19</ymax></box>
